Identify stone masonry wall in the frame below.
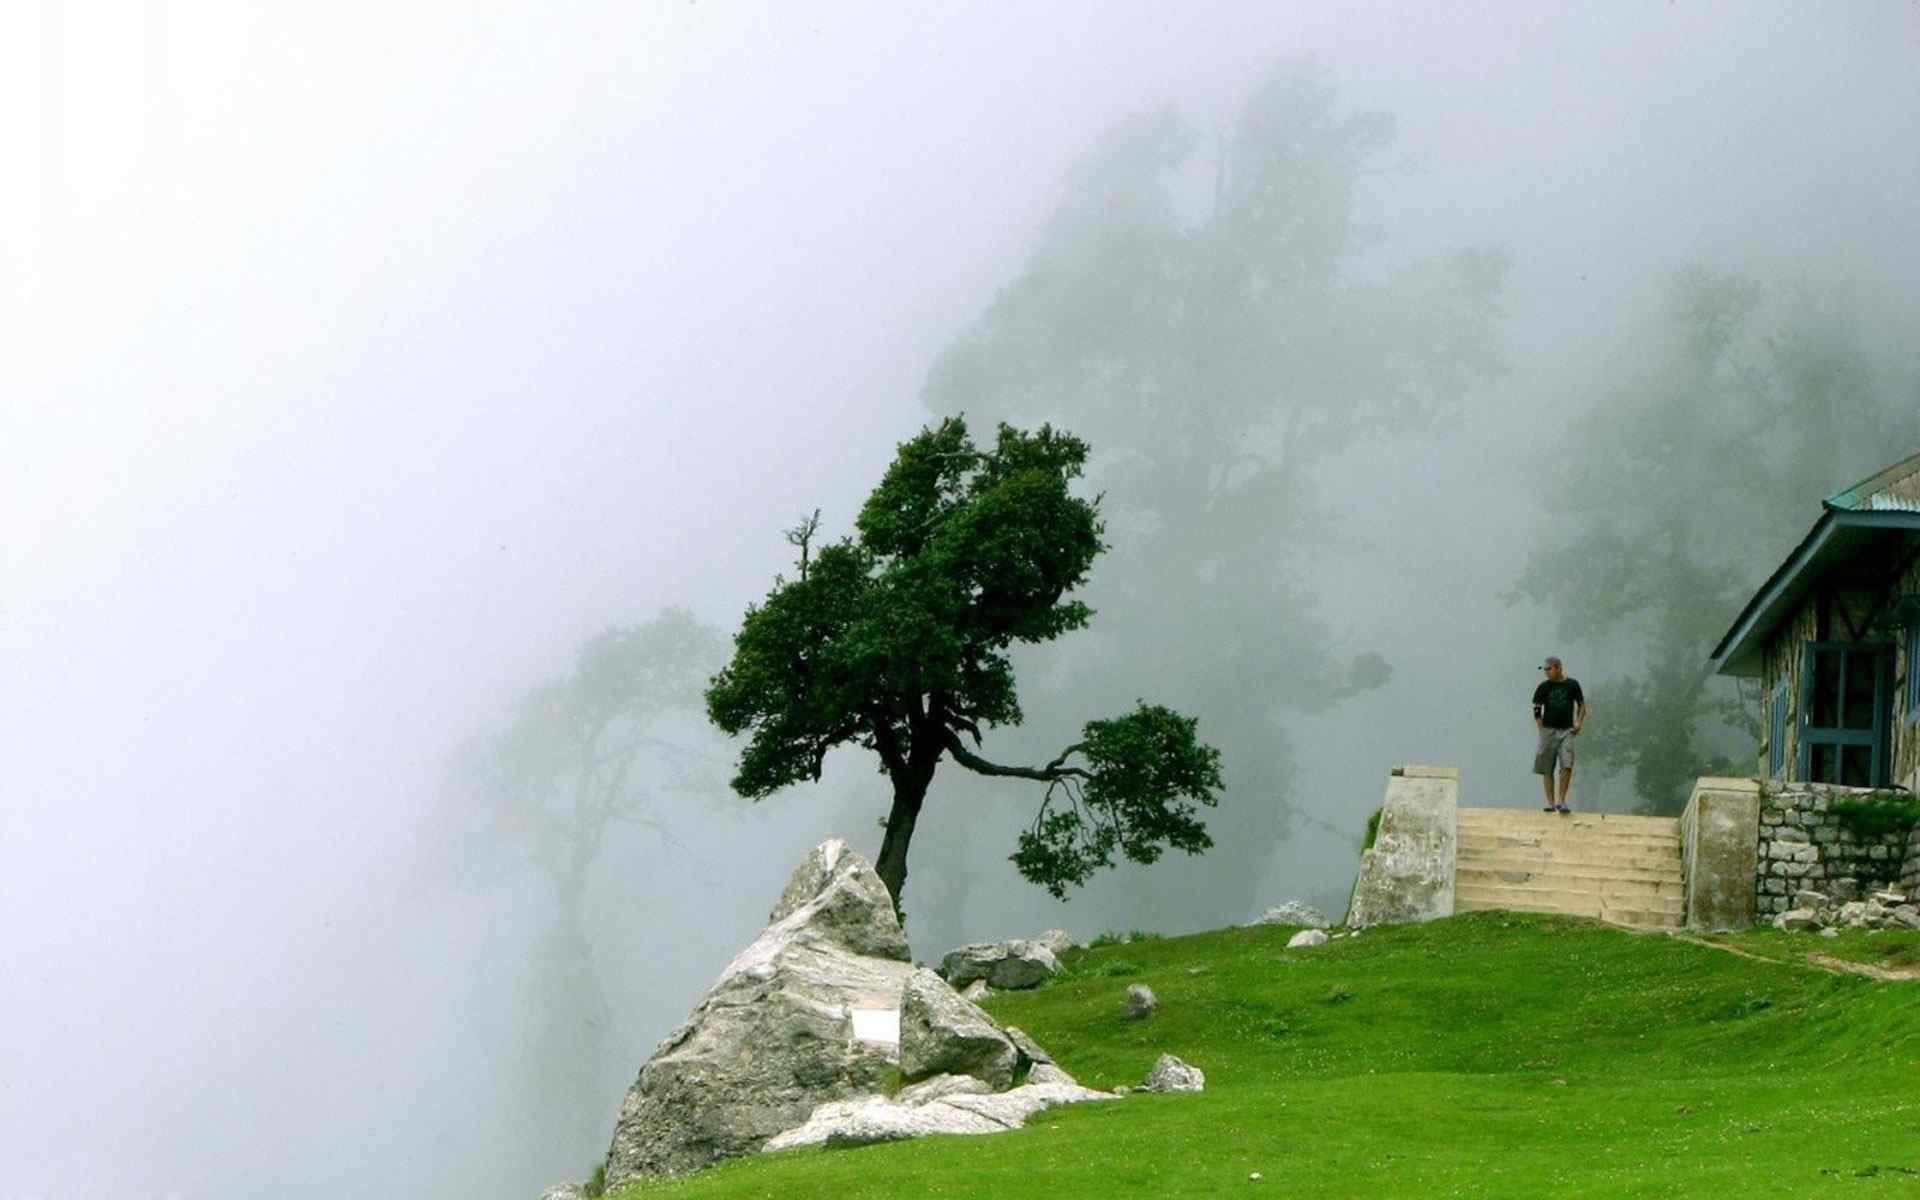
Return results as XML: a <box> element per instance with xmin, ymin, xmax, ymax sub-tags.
<box><xmin>1754</xmin><ymin>786</ymin><xmax>1915</xmax><ymax>917</ymax></box>
<box><xmin>1904</xmin><ymin>823</ymin><xmax>1920</xmax><ymax>897</ymax></box>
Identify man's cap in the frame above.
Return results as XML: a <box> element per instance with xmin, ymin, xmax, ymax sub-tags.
<box><xmin>1540</xmin><ymin>655</ymin><xmax>1563</xmax><ymax>669</ymax></box>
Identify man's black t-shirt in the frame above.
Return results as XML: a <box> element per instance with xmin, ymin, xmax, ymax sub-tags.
<box><xmin>1533</xmin><ymin>679</ymin><xmax>1584</xmax><ymax>729</ymax></box>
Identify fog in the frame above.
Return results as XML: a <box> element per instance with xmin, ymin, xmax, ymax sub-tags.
<box><xmin>5</xmin><ymin>4</ymin><xmax>1918</xmax><ymax>1197</ymax></box>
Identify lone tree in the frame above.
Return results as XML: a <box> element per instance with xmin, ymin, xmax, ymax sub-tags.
<box><xmin>707</xmin><ymin>417</ymin><xmax>1224</xmax><ymax>907</ymax></box>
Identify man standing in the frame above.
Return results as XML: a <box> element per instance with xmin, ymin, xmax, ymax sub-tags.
<box><xmin>1532</xmin><ymin>656</ymin><xmax>1586</xmax><ymax>813</ymax></box>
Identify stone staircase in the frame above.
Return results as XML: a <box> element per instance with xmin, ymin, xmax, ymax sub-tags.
<box><xmin>1454</xmin><ymin>808</ymin><xmax>1686</xmax><ymax>930</ymax></box>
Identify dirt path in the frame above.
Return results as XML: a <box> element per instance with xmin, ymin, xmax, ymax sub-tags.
<box><xmin>1665</xmin><ymin>931</ymin><xmax>1920</xmax><ymax>980</ymax></box>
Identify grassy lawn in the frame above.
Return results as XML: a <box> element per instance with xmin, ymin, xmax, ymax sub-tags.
<box><xmin>615</xmin><ymin>913</ymin><xmax>1920</xmax><ymax>1199</ymax></box>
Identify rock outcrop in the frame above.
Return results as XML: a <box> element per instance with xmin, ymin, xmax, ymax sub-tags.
<box><xmin>765</xmin><ymin>1077</ymin><xmax>1118</xmax><ymax>1151</ymax></box>
<box><xmin>603</xmin><ymin>839</ymin><xmax>914</xmax><ymax>1186</ymax></box>
<box><xmin>899</xmin><ymin>967</ymin><xmax>1018</xmax><ymax>1089</ymax></box>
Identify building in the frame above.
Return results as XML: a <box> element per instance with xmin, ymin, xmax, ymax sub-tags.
<box><xmin>1711</xmin><ymin>451</ymin><xmax>1920</xmax><ymax>790</ymax></box>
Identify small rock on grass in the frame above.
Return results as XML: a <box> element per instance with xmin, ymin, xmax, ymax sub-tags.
<box><xmin>1124</xmin><ymin>984</ymin><xmax>1158</xmax><ymax>1019</ymax></box>
<box><xmin>1142</xmin><ymin>1053</ymin><xmax>1205</xmax><ymax>1093</ymax></box>
<box><xmin>1287</xmin><ymin>929</ymin><xmax>1329</xmax><ymax>949</ymax></box>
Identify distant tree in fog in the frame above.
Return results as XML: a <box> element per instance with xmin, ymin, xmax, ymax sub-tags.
<box><xmin>430</xmin><ymin>608</ymin><xmax>723</xmax><ymax>1137</ymax></box>
<box><xmin>921</xmin><ymin>60</ymin><xmax>1507</xmax><ymax>918</ymax></box>
<box><xmin>1508</xmin><ymin>267</ymin><xmax>1920</xmax><ymax>813</ymax></box>
<box><xmin>707</xmin><ymin>417</ymin><xmax>1225</xmax><ymax>910</ymax></box>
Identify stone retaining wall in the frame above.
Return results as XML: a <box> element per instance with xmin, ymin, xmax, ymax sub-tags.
<box><xmin>1904</xmin><ymin>824</ymin><xmax>1920</xmax><ymax>897</ymax></box>
<box><xmin>1754</xmin><ymin>785</ymin><xmax>1917</xmax><ymax>917</ymax></box>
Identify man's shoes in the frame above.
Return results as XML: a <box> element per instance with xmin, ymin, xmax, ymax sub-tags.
<box><xmin>1542</xmin><ymin>805</ymin><xmax>1556</xmax><ymax>812</ymax></box>
<box><xmin>1555</xmin><ymin>805</ymin><xmax>1572</xmax><ymax>814</ymax></box>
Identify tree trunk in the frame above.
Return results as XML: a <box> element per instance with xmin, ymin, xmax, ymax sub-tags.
<box><xmin>873</xmin><ymin>775</ymin><xmax>928</xmax><ymax>920</ymax></box>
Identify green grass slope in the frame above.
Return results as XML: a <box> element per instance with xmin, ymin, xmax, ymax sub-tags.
<box><xmin>617</xmin><ymin>913</ymin><xmax>1920</xmax><ymax>1199</ymax></box>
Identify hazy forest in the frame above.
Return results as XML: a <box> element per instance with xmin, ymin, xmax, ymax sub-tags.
<box><xmin>7</xmin><ymin>5</ymin><xmax>1920</xmax><ymax>1198</ymax></box>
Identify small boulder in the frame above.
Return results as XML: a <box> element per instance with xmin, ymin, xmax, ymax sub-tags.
<box><xmin>1124</xmin><ymin>984</ymin><xmax>1158</xmax><ymax>1020</ymax></box>
<box><xmin>1141</xmin><ymin>1053</ymin><xmax>1205</xmax><ymax>1094</ymax></box>
<box><xmin>1776</xmin><ymin>908</ymin><xmax>1819</xmax><ymax>931</ymax></box>
<box><xmin>940</xmin><ymin>939</ymin><xmax>1063</xmax><ymax>990</ymax></box>
<box><xmin>538</xmin><ymin>1185</ymin><xmax>585</xmax><ymax>1200</ymax></box>
<box><xmin>1891</xmin><ymin>905</ymin><xmax>1920</xmax><ymax>930</ymax></box>
<box><xmin>1287</xmin><ymin>929</ymin><xmax>1330</xmax><ymax>949</ymax></box>
<box><xmin>1257</xmin><ymin>901</ymin><xmax>1329</xmax><ymax>927</ymax></box>
<box><xmin>899</xmin><ymin>968</ymin><xmax>1018</xmax><ymax>1090</ymax></box>
<box><xmin>1030</xmin><ymin>929</ymin><xmax>1073</xmax><ymax>956</ymax></box>
<box><xmin>1819</xmin><ymin>927</ymin><xmax>1841</xmax><ymax>939</ymax></box>
<box><xmin>1870</xmin><ymin>890</ymin><xmax>1908</xmax><ymax>906</ymax></box>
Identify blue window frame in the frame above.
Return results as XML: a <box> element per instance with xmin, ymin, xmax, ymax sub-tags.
<box><xmin>1769</xmin><ymin>677</ymin><xmax>1789</xmax><ymax>778</ymax></box>
<box><xmin>1907</xmin><ymin>625</ymin><xmax>1920</xmax><ymax>724</ymax></box>
<box><xmin>1796</xmin><ymin>641</ymin><xmax>1893</xmax><ymax>787</ymax></box>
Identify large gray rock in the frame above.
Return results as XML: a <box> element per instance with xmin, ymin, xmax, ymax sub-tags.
<box><xmin>899</xmin><ymin>967</ymin><xmax>1018</xmax><ymax>1089</ymax></box>
<box><xmin>939</xmin><ymin>939</ymin><xmax>1063</xmax><ymax>990</ymax></box>
<box><xmin>604</xmin><ymin>840</ymin><xmax>914</xmax><ymax>1185</ymax></box>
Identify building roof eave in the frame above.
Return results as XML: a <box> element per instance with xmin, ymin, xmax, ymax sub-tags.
<box><xmin>1710</xmin><ymin>509</ymin><xmax>1920</xmax><ymax>678</ymax></box>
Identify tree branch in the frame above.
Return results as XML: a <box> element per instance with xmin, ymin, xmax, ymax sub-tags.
<box><xmin>940</xmin><ymin>727</ymin><xmax>1090</xmax><ymax>782</ymax></box>
<box><xmin>785</xmin><ymin>508</ymin><xmax>822</xmax><ymax>580</ymax></box>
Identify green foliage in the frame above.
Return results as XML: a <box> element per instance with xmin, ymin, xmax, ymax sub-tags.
<box><xmin>1828</xmin><ymin>791</ymin><xmax>1920</xmax><ymax>841</ymax></box>
<box><xmin>1010</xmin><ymin>706</ymin><xmax>1225</xmax><ymax>899</ymax></box>
<box><xmin>707</xmin><ymin>417</ymin><xmax>1224</xmax><ymax>900</ymax></box>
<box><xmin>612</xmin><ymin>914</ymin><xmax>1920</xmax><ymax>1199</ymax></box>
<box><xmin>1361</xmin><ymin>806</ymin><xmax>1383</xmax><ymax>851</ymax></box>
<box><xmin>1087</xmin><ymin>929</ymin><xmax>1162</xmax><ymax>949</ymax></box>
<box><xmin>584</xmin><ymin>1162</ymin><xmax>606</xmax><ymax>1198</ymax></box>
<box><xmin>1507</xmin><ymin>268</ymin><xmax>1920</xmax><ymax>814</ymax></box>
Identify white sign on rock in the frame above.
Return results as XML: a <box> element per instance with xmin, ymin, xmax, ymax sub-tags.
<box><xmin>849</xmin><ymin>1008</ymin><xmax>900</xmax><ymax>1046</ymax></box>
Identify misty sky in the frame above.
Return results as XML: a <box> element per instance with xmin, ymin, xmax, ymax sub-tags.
<box><xmin>6</xmin><ymin>4</ymin><xmax>1919</xmax><ymax>1198</ymax></box>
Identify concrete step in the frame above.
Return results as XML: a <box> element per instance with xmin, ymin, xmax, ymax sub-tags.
<box><xmin>1459</xmin><ymin>829</ymin><xmax>1674</xmax><ymax>848</ymax></box>
<box><xmin>1456</xmin><ymin>867</ymin><xmax>1686</xmax><ymax>898</ymax></box>
<box><xmin>1458</xmin><ymin>824</ymin><xmax>1682</xmax><ymax>846</ymax></box>
<box><xmin>1456</xmin><ymin>882</ymin><xmax>1685</xmax><ymax>916</ymax></box>
<box><xmin>1457</xmin><ymin>854</ymin><xmax>1683</xmax><ymax>883</ymax></box>
<box><xmin>1454</xmin><ymin>893</ymin><xmax>1684</xmax><ymax>930</ymax></box>
<box><xmin>1459</xmin><ymin>814</ymin><xmax>1674</xmax><ymax>833</ymax></box>
<box><xmin>1457</xmin><ymin>837</ymin><xmax>1682</xmax><ymax>866</ymax></box>
<box><xmin>1458</xmin><ymin>808</ymin><xmax>1680</xmax><ymax>835</ymax></box>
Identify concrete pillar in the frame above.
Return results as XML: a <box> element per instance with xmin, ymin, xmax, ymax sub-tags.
<box><xmin>1681</xmin><ymin>777</ymin><xmax>1762</xmax><ymax>931</ymax></box>
<box><xmin>1347</xmin><ymin>765</ymin><xmax>1458</xmax><ymax>927</ymax></box>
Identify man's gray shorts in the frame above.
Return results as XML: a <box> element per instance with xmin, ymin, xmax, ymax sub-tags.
<box><xmin>1534</xmin><ymin>727</ymin><xmax>1575</xmax><ymax>775</ymax></box>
